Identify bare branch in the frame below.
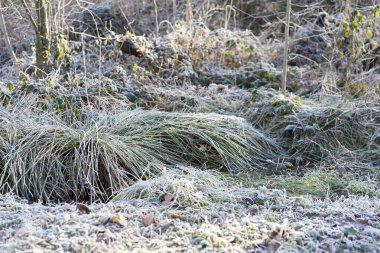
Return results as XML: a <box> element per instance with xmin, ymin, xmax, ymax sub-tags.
<box><xmin>0</xmin><ymin>0</ymin><xmax>18</xmax><ymax>63</ymax></box>
<box><xmin>21</xmin><ymin>0</ymin><xmax>38</xmax><ymax>32</ymax></box>
<box><xmin>0</xmin><ymin>13</ymin><xmax>18</xmax><ymax>63</ymax></box>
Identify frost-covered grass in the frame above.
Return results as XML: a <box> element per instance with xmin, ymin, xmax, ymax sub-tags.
<box><xmin>0</xmin><ymin>98</ymin><xmax>278</xmax><ymax>202</ymax></box>
<box><xmin>238</xmin><ymin>168</ymin><xmax>380</xmax><ymax>198</ymax></box>
<box><xmin>112</xmin><ymin>166</ymin><xmax>232</xmax><ymax>208</ymax></box>
<box><xmin>0</xmin><ymin>2</ymin><xmax>379</xmax><ymax>251</ymax></box>
<box><xmin>1</xmin><ymin>168</ymin><xmax>380</xmax><ymax>253</ymax></box>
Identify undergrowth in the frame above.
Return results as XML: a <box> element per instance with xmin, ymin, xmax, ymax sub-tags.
<box><xmin>0</xmin><ymin>96</ymin><xmax>278</xmax><ymax>202</ymax></box>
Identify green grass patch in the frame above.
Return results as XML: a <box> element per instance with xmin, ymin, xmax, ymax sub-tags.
<box><xmin>254</xmin><ymin>169</ymin><xmax>380</xmax><ymax>198</ymax></box>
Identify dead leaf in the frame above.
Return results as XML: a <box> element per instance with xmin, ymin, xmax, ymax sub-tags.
<box><xmin>104</xmin><ymin>213</ymin><xmax>125</xmax><ymax>227</ymax></box>
<box><xmin>198</xmin><ymin>144</ymin><xmax>211</xmax><ymax>152</ymax></box>
<box><xmin>356</xmin><ymin>218</ymin><xmax>369</xmax><ymax>225</ymax></box>
<box><xmin>344</xmin><ymin>216</ymin><xmax>369</xmax><ymax>226</ymax></box>
<box><xmin>161</xmin><ymin>193</ymin><xmax>174</xmax><ymax>205</ymax></box>
<box><xmin>270</xmin><ymin>228</ymin><xmax>280</xmax><ymax>239</ymax></box>
<box><xmin>167</xmin><ymin>211</ymin><xmax>181</xmax><ymax>219</ymax></box>
<box><xmin>345</xmin><ymin>216</ymin><xmax>355</xmax><ymax>223</ymax></box>
<box><xmin>143</xmin><ymin>213</ymin><xmax>156</xmax><ymax>226</ymax></box>
<box><xmin>292</xmin><ymin>204</ymin><xmax>304</xmax><ymax>211</ymax></box>
<box><xmin>76</xmin><ymin>203</ymin><xmax>91</xmax><ymax>214</ymax></box>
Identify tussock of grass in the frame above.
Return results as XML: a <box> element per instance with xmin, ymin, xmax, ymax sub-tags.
<box><xmin>112</xmin><ymin>166</ymin><xmax>230</xmax><ymax>208</ymax></box>
<box><xmin>255</xmin><ymin>96</ymin><xmax>380</xmax><ymax>166</ymax></box>
<box><xmin>0</xmin><ymin>98</ymin><xmax>278</xmax><ymax>202</ymax></box>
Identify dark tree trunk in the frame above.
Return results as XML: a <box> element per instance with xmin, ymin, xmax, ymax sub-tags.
<box><xmin>35</xmin><ymin>0</ymin><xmax>51</xmax><ymax>76</ymax></box>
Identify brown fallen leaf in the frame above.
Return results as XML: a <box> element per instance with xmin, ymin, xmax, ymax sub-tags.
<box><xmin>143</xmin><ymin>213</ymin><xmax>156</xmax><ymax>226</ymax></box>
<box><xmin>76</xmin><ymin>203</ymin><xmax>91</xmax><ymax>214</ymax></box>
<box><xmin>270</xmin><ymin>219</ymin><xmax>288</xmax><ymax>240</ymax></box>
<box><xmin>167</xmin><ymin>211</ymin><xmax>181</xmax><ymax>219</ymax></box>
<box><xmin>356</xmin><ymin>218</ymin><xmax>369</xmax><ymax>225</ymax></box>
<box><xmin>161</xmin><ymin>193</ymin><xmax>174</xmax><ymax>205</ymax></box>
<box><xmin>104</xmin><ymin>213</ymin><xmax>125</xmax><ymax>227</ymax></box>
<box><xmin>270</xmin><ymin>227</ymin><xmax>281</xmax><ymax>239</ymax></box>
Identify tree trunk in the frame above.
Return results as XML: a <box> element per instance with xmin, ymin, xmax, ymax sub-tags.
<box><xmin>35</xmin><ymin>0</ymin><xmax>51</xmax><ymax>76</ymax></box>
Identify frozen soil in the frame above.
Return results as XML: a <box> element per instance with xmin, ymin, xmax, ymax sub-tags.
<box><xmin>1</xmin><ymin>168</ymin><xmax>380</xmax><ymax>253</ymax></box>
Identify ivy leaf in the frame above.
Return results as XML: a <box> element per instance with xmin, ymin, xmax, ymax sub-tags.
<box><xmin>345</xmin><ymin>227</ymin><xmax>358</xmax><ymax>235</ymax></box>
<box><xmin>6</xmin><ymin>83</ymin><xmax>14</xmax><ymax>91</ymax></box>
<box><xmin>57</xmin><ymin>51</ymin><xmax>64</xmax><ymax>60</ymax></box>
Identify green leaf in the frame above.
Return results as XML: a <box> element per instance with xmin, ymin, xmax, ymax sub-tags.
<box><xmin>45</xmin><ymin>79</ymin><xmax>51</xmax><ymax>88</ymax></box>
<box><xmin>6</xmin><ymin>83</ymin><xmax>14</xmax><ymax>91</ymax></box>
<box><xmin>345</xmin><ymin>227</ymin><xmax>358</xmax><ymax>235</ymax></box>
<box><xmin>73</xmin><ymin>108</ymin><xmax>80</xmax><ymax>116</ymax></box>
<box><xmin>57</xmin><ymin>51</ymin><xmax>64</xmax><ymax>60</ymax></box>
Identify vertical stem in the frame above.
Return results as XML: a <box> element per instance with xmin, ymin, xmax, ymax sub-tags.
<box><xmin>186</xmin><ymin>0</ymin><xmax>193</xmax><ymax>22</ymax></box>
<box><xmin>172</xmin><ymin>0</ymin><xmax>176</xmax><ymax>22</ymax></box>
<box><xmin>153</xmin><ymin>0</ymin><xmax>159</xmax><ymax>37</ymax></box>
<box><xmin>342</xmin><ymin>0</ymin><xmax>352</xmax><ymax>87</ymax></box>
<box><xmin>98</xmin><ymin>39</ymin><xmax>101</xmax><ymax>81</ymax></box>
<box><xmin>281</xmin><ymin>0</ymin><xmax>291</xmax><ymax>94</ymax></box>
<box><xmin>0</xmin><ymin>3</ymin><xmax>18</xmax><ymax>64</ymax></box>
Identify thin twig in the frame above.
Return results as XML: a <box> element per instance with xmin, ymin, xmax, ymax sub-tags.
<box><xmin>21</xmin><ymin>0</ymin><xmax>38</xmax><ymax>32</ymax></box>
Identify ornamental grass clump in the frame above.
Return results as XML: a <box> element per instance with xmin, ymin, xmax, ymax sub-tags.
<box><xmin>0</xmin><ymin>98</ymin><xmax>278</xmax><ymax>202</ymax></box>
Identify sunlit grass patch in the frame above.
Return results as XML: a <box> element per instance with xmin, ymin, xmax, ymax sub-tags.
<box><xmin>255</xmin><ymin>169</ymin><xmax>380</xmax><ymax>198</ymax></box>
